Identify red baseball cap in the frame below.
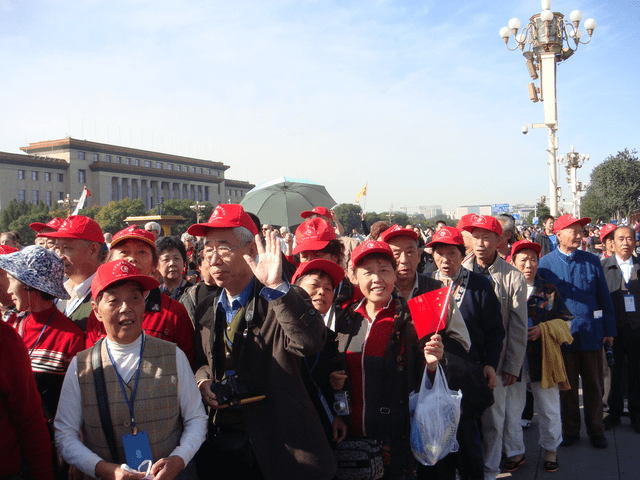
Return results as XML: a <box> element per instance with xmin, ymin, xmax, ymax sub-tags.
<box><xmin>553</xmin><ymin>214</ymin><xmax>591</xmax><ymax>234</ymax></box>
<box><xmin>0</xmin><ymin>245</ymin><xmax>19</xmax><ymax>255</ymax></box>
<box><xmin>40</xmin><ymin>215</ymin><xmax>105</xmax><ymax>243</ymax></box>
<box><xmin>110</xmin><ymin>225</ymin><xmax>156</xmax><ymax>250</ymax></box>
<box><xmin>379</xmin><ymin>224</ymin><xmax>418</xmax><ymax>243</ymax></box>
<box><xmin>291</xmin><ymin>259</ymin><xmax>345</xmax><ymax>289</ymax></box>
<box><xmin>600</xmin><ymin>223</ymin><xmax>616</xmax><ymax>242</ymax></box>
<box><xmin>351</xmin><ymin>239</ymin><xmax>394</xmax><ymax>269</ymax></box>
<box><xmin>300</xmin><ymin>206</ymin><xmax>332</xmax><ymax>221</ymax></box>
<box><xmin>426</xmin><ymin>226</ymin><xmax>464</xmax><ymax>248</ymax></box>
<box><xmin>509</xmin><ymin>239</ymin><xmax>541</xmax><ymax>260</ymax></box>
<box><xmin>91</xmin><ymin>260</ymin><xmax>160</xmax><ymax>300</ymax></box>
<box><xmin>30</xmin><ymin>217</ymin><xmax>63</xmax><ymax>233</ymax></box>
<box><xmin>456</xmin><ymin>213</ymin><xmax>478</xmax><ymax>231</ymax></box>
<box><xmin>461</xmin><ymin>215</ymin><xmax>503</xmax><ymax>236</ymax></box>
<box><xmin>293</xmin><ymin>218</ymin><xmax>336</xmax><ymax>255</ymax></box>
<box><xmin>187</xmin><ymin>204</ymin><xmax>258</xmax><ymax>237</ymax></box>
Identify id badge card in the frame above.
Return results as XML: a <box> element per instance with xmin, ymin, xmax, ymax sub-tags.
<box><xmin>625</xmin><ymin>294</ymin><xmax>636</xmax><ymax>313</ymax></box>
<box><xmin>122</xmin><ymin>431</ymin><xmax>153</xmax><ymax>471</ymax></box>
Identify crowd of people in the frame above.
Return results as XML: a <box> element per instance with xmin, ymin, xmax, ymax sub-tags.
<box><xmin>0</xmin><ymin>204</ymin><xmax>636</xmax><ymax>480</ymax></box>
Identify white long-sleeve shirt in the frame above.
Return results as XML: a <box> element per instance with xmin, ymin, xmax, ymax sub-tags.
<box><xmin>54</xmin><ymin>335</ymin><xmax>207</xmax><ymax>477</ymax></box>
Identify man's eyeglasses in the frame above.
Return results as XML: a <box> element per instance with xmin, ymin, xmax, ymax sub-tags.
<box><xmin>205</xmin><ymin>243</ymin><xmax>247</xmax><ymax>260</ymax></box>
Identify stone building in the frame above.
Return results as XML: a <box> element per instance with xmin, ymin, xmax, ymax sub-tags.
<box><xmin>0</xmin><ymin>137</ymin><xmax>254</xmax><ymax>210</ymax></box>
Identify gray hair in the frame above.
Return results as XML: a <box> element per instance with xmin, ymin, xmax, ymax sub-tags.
<box><xmin>181</xmin><ymin>232</ymin><xmax>195</xmax><ymax>242</ymax></box>
<box><xmin>233</xmin><ymin>226</ymin><xmax>255</xmax><ymax>245</ymax></box>
<box><xmin>145</xmin><ymin>221</ymin><xmax>161</xmax><ymax>233</ymax></box>
<box><xmin>497</xmin><ymin>214</ymin><xmax>516</xmax><ymax>240</ymax></box>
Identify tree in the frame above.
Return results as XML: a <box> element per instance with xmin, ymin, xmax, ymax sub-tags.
<box><xmin>588</xmin><ymin>148</ymin><xmax>640</xmax><ymax>222</ymax></box>
<box><xmin>525</xmin><ymin>202</ymin><xmax>550</xmax><ymax>225</ymax></box>
<box><xmin>0</xmin><ymin>200</ymin><xmax>53</xmax><ymax>245</ymax></box>
<box><xmin>580</xmin><ymin>186</ymin><xmax>611</xmax><ymax>224</ymax></box>
<box><xmin>333</xmin><ymin>204</ymin><xmax>363</xmax><ymax>234</ymax></box>
<box><xmin>95</xmin><ymin>198</ymin><xmax>147</xmax><ymax>234</ymax></box>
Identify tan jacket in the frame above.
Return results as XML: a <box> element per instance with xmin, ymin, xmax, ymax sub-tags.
<box><xmin>463</xmin><ymin>253</ymin><xmax>528</xmax><ymax>376</ymax></box>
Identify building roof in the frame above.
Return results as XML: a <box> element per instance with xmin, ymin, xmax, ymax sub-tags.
<box><xmin>21</xmin><ymin>137</ymin><xmax>229</xmax><ymax>171</ymax></box>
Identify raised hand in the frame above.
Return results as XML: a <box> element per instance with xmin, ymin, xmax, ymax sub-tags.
<box><xmin>244</xmin><ymin>231</ymin><xmax>283</xmax><ymax>290</ymax></box>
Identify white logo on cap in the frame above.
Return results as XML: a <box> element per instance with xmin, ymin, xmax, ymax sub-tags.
<box><xmin>436</xmin><ymin>229</ymin><xmax>452</xmax><ymax>239</ymax></box>
<box><xmin>476</xmin><ymin>216</ymin><xmax>488</xmax><ymax>225</ymax></box>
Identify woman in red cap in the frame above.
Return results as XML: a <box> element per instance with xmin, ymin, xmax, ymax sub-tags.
<box><xmin>85</xmin><ymin>226</ymin><xmax>195</xmax><ymax>364</ymax></box>
<box><xmin>291</xmin><ymin>259</ymin><xmax>348</xmax><ymax>446</ymax></box>
<box><xmin>335</xmin><ymin>239</ymin><xmax>443</xmax><ymax>479</ymax></box>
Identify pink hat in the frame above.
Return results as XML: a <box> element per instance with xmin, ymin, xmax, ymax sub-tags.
<box><xmin>379</xmin><ymin>224</ymin><xmax>418</xmax><ymax>243</ymax></box>
<box><xmin>351</xmin><ymin>239</ymin><xmax>394</xmax><ymax>269</ymax></box>
<box><xmin>426</xmin><ymin>226</ymin><xmax>464</xmax><ymax>248</ymax></box>
<box><xmin>293</xmin><ymin>218</ymin><xmax>336</xmax><ymax>255</ymax></box>
<box><xmin>461</xmin><ymin>215</ymin><xmax>503</xmax><ymax>236</ymax></box>
<box><xmin>110</xmin><ymin>225</ymin><xmax>156</xmax><ymax>250</ymax></box>
<box><xmin>300</xmin><ymin>206</ymin><xmax>332</xmax><ymax>221</ymax></box>
<box><xmin>600</xmin><ymin>223</ymin><xmax>616</xmax><ymax>242</ymax></box>
<box><xmin>91</xmin><ymin>260</ymin><xmax>160</xmax><ymax>300</ymax></box>
<box><xmin>30</xmin><ymin>217</ymin><xmax>63</xmax><ymax>233</ymax></box>
<box><xmin>187</xmin><ymin>204</ymin><xmax>258</xmax><ymax>237</ymax></box>
<box><xmin>509</xmin><ymin>239</ymin><xmax>541</xmax><ymax>260</ymax></box>
<box><xmin>40</xmin><ymin>215</ymin><xmax>105</xmax><ymax>243</ymax></box>
<box><xmin>553</xmin><ymin>214</ymin><xmax>591</xmax><ymax>234</ymax></box>
<box><xmin>291</xmin><ymin>259</ymin><xmax>345</xmax><ymax>289</ymax></box>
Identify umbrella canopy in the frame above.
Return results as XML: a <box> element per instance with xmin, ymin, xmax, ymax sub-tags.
<box><xmin>240</xmin><ymin>177</ymin><xmax>337</xmax><ymax>227</ymax></box>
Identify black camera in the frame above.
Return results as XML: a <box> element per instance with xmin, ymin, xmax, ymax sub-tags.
<box><xmin>211</xmin><ymin>374</ymin><xmax>250</xmax><ymax>405</ymax></box>
<box><xmin>604</xmin><ymin>340</ymin><xmax>615</xmax><ymax>367</ymax></box>
<box><xmin>333</xmin><ymin>391</ymin><xmax>351</xmax><ymax>416</ymax></box>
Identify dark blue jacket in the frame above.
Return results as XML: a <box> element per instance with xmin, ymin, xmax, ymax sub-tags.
<box><xmin>538</xmin><ymin>248</ymin><xmax>616</xmax><ymax>352</ymax></box>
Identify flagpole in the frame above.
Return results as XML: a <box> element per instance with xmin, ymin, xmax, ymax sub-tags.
<box><xmin>362</xmin><ymin>182</ymin><xmax>368</xmax><ymax>213</ymax></box>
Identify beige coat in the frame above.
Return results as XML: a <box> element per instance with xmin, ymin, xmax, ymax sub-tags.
<box><xmin>463</xmin><ymin>254</ymin><xmax>528</xmax><ymax>376</ymax></box>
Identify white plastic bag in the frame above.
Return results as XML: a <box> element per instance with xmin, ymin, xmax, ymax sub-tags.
<box><xmin>410</xmin><ymin>363</ymin><xmax>462</xmax><ymax>466</ymax></box>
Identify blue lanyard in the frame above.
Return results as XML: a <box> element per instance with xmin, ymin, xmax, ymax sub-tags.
<box><xmin>27</xmin><ymin>312</ymin><xmax>56</xmax><ymax>358</ymax></box>
<box><xmin>162</xmin><ymin>279</ymin><xmax>183</xmax><ymax>300</ymax></box>
<box><xmin>105</xmin><ymin>333</ymin><xmax>146</xmax><ymax>434</ymax></box>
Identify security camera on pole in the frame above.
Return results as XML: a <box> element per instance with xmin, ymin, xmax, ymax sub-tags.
<box><xmin>500</xmin><ymin>0</ymin><xmax>596</xmax><ymax>217</ymax></box>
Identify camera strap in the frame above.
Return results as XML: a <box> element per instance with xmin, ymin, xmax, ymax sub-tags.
<box><xmin>91</xmin><ymin>339</ymin><xmax>118</xmax><ymax>463</ymax></box>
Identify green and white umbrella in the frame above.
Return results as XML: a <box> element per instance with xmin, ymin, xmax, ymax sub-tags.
<box><xmin>240</xmin><ymin>177</ymin><xmax>336</xmax><ymax>228</ymax></box>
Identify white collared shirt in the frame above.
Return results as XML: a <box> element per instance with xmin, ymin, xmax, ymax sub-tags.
<box><xmin>616</xmin><ymin>255</ymin><xmax>634</xmax><ymax>284</ymax></box>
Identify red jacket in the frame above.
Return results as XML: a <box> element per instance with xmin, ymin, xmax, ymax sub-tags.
<box><xmin>85</xmin><ymin>288</ymin><xmax>195</xmax><ymax>365</ymax></box>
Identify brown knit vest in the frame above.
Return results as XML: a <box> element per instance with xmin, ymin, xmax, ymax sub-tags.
<box><xmin>77</xmin><ymin>335</ymin><xmax>182</xmax><ymax>464</ymax></box>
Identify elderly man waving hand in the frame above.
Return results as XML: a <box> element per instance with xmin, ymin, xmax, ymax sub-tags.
<box><xmin>190</xmin><ymin>204</ymin><xmax>336</xmax><ymax>480</ymax></box>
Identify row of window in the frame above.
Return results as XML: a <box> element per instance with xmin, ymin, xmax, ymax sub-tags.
<box><xmin>18</xmin><ymin>170</ymin><xmax>64</xmax><ymax>182</ymax></box>
<box><xmin>19</xmin><ymin>170</ymin><xmax>87</xmax><ymax>184</ymax></box>
<box><xmin>226</xmin><ymin>189</ymin><xmax>244</xmax><ymax>197</ymax></box>
<box><xmin>82</xmin><ymin>151</ymin><xmax>221</xmax><ymax>177</ymax></box>
<box><xmin>18</xmin><ymin>189</ymin><xmax>64</xmax><ymax>206</ymax></box>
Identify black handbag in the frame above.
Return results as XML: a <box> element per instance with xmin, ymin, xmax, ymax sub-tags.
<box><xmin>334</xmin><ymin>438</ymin><xmax>384</xmax><ymax>480</ymax></box>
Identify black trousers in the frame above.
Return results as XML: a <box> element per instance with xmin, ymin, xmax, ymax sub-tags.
<box><xmin>608</xmin><ymin>324</ymin><xmax>640</xmax><ymax>421</ymax></box>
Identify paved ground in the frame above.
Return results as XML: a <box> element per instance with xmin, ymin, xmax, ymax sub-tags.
<box><xmin>496</xmin><ymin>412</ymin><xmax>640</xmax><ymax>480</ymax></box>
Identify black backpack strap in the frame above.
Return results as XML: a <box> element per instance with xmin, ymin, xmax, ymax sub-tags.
<box><xmin>91</xmin><ymin>338</ymin><xmax>118</xmax><ymax>463</ymax></box>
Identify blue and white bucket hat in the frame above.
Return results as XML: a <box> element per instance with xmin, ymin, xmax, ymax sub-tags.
<box><xmin>0</xmin><ymin>245</ymin><xmax>70</xmax><ymax>300</ymax></box>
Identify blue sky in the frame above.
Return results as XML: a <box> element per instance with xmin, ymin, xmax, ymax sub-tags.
<box><xmin>0</xmin><ymin>0</ymin><xmax>637</xmax><ymax>214</ymax></box>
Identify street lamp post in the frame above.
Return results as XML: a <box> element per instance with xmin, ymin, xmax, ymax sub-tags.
<box><xmin>559</xmin><ymin>146</ymin><xmax>589</xmax><ymax>218</ymax></box>
<box><xmin>500</xmin><ymin>0</ymin><xmax>596</xmax><ymax>217</ymax></box>
<box><xmin>57</xmin><ymin>194</ymin><xmax>78</xmax><ymax>217</ymax></box>
<box><xmin>190</xmin><ymin>200</ymin><xmax>206</xmax><ymax>223</ymax></box>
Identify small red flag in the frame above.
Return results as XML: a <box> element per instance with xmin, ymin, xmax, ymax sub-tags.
<box><xmin>86</xmin><ymin>188</ymin><xmax>91</xmax><ymax>197</ymax></box>
<box><xmin>408</xmin><ymin>286</ymin><xmax>451</xmax><ymax>339</ymax></box>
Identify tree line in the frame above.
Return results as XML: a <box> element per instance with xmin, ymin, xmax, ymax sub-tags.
<box><xmin>0</xmin><ymin>198</ymin><xmax>215</xmax><ymax>246</ymax></box>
